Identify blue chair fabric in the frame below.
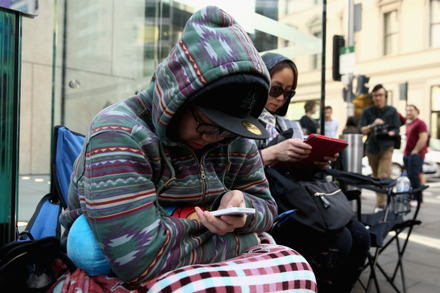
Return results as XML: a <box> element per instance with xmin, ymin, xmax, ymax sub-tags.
<box><xmin>19</xmin><ymin>125</ymin><xmax>84</xmax><ymax>240</ymax></box>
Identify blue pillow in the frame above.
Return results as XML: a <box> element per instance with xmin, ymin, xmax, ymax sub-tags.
<box><xmin>67</xmin><ymin>214</ymin><xmax>111</xmax><ymax>276</ymax></box>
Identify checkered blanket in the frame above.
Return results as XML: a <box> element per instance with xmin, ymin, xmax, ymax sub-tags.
<box><xmin>50</xmin><ymin>244</ymin><xmax>317</xmax><ymax>292</ymax></box>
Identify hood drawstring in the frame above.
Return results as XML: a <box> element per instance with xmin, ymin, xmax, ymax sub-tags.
<box><xmin>155</xmin><ymin>143</ymin><xmax>176</xmax><ymax>195</ymax></box>
<box><xmin>220</xmin><ymin>144</ymin><xmax>232</xmax><ymax>190</ymax></box>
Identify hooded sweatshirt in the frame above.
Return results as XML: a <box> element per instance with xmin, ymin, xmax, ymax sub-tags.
<box><xmin>257</xmin><ymin>53</ymin><xmax>303</xmax><ymax>147</ymax></box>
<box><xmin>60</xmin><ymin>6</ymin><xmax>275</xmax><ymax>284</ymax></box>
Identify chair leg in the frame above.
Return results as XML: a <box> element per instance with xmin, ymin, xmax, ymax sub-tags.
<box><xmin>376</xmin><ymin>262</ymin><xmax>402</xmax><ymax>293</ymax></box>
<box><xmin>394</xmin><ymin>234</ymin><xmax>407</xmax><ymax>293</ymax></box>
<box><xmin>375</xmin><ymin>227</ymin><xmax>416</xmax><ymax>293</ymax></box>
<box><xmin>365</xmin><ymin>248</ymin><xmax>381</xmax><ymax>293</ymax></box>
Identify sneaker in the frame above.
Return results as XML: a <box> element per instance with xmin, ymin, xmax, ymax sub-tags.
<box><xmin>374</xmin><ymin>206</ymin><xmax>384</xmax><ymax>213</ymax></box>
<box><xmin>409</xmin><ymin>200</ymin><xmax>421</xmax><ymax>207</ymax></box>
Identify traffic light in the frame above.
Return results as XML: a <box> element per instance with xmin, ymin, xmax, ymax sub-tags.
<box><xmin>356</xmin><ymin>75</ymin><xmax>370</xmax><ymax>94</ymax></box>
<box><xmin>332</xmin><ymin>35</ymin><xmax>345</xmax><ymax>81</ymax></box>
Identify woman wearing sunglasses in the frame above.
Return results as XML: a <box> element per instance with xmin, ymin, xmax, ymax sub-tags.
<box><xmin>258</xmin><ymin>53</ymin><xmax>330</xmax><ymax>168</ymax></box>
<box><xmin>257</xmin><ymin>52</ymin><xmax>370</xmax><ymax>293</ymax></box>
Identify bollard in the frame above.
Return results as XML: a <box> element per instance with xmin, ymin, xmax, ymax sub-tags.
<box><xmin>340</xmin><ymin>134</ymin><xmax>364</xmax><ymax>174</ymax></box>
<box><xmin>338</xmin><ymin>134</ymin><xmax>364</xmax><ymax>196</ymax></box>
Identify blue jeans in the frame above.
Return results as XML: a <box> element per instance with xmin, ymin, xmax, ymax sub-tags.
<box><xmin>403</xmin><ymin>154</ymin><xmax>423</xmax><ymax>202</ymax></box>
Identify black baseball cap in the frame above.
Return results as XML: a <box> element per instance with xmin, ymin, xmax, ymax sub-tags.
<box><xmin>189</xmin><ymin>74</ymin><xmax>269</xmax><ymax>140</ymax></box>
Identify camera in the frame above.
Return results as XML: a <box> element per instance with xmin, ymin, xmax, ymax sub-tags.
<box><xmin>373</xmin><ymin>124</ymin><xmax>390</xmax><ymax>140</ymax></box>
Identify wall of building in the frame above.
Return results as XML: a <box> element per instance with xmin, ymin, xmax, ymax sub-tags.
<box><xmin>20</xmin><ymin>0</ymin><xmax>54</xmax><ymax>174</ymax></box>
<box><xmin>284</xmin><ymin>0</ymin><xmax>440</xmax><ymax>138</ymax></box>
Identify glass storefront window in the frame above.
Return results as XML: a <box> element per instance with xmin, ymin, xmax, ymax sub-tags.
<box><xmin>53</xmin><ymin>0</ymin><xmax>323</xmax><ymax>134</ymax></box>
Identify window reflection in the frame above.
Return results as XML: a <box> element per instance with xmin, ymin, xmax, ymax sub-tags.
<box><xmin>54</xmin><ymin>0</ymin><xmax>322</xmax><ymax>134</ymax></box>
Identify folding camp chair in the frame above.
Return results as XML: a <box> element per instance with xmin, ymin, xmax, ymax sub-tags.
<box><xmin>360</xmin><ymin>185</ymin><xmax>428</xmax><ymax>293</ymax></box>
<box><xmin>18</xmin><ymin>125</ymin><xmax>85</xmax><ymax>240</ymax></box>
<box><xmin>327</xmin><ymin>168</ymin><xmax>428</xmax><ymax>293</ymax></box>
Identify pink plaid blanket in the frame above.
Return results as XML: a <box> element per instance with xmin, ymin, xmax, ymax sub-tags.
<box><xmin>50</xmin><ymin>244</ymin><xmax>316</xmax><ymax>292</ymax></box>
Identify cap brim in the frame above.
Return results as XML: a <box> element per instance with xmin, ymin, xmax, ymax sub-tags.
<box><xmin>198</xmin><ymin>105</ymin><xmax>269</xmax><ymax>140</ymax></box>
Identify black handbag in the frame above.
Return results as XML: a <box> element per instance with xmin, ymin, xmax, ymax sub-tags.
<box><xmin>0</xmin><ymin>237</ymin><xmax>76</xmax><ymax>292</ymax></box>
<box><xmin>265</xmin><ymin>167</ymin><xmax>354</xmax><ymax>233</ymax></box>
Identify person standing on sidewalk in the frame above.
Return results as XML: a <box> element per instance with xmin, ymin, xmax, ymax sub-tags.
<box><xmin>359</xmin><ymin>84</ymin><xmax>401</xmax><ymax>212</ymax></box>
<box><xmin>403</xmin><ymin>104</ymin><xmax>428</xmax><ymax>206</ymax></box>
<box><xmin>324</xmin><ymin>106</ymin><xmax>339</xmax><ymax>138</ymax></box>
<box><xmin>300</xmin><ymin>100</ymin><xmax>320</xmax><ymax>135</ymax></box>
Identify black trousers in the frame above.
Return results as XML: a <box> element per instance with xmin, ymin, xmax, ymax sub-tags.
<box><xmin>271</xmin><ymin>219</ymin><xmax>370</xmax><ymax>293</ymax></box>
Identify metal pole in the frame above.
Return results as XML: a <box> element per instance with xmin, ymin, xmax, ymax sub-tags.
<box><xmin>347</xmin><ymin>0</ymin><xmax>354</xmax><ymax>48</ymax></box>
<box><xmin>60</xmin><ymin>0</ymin><xmax>68</xmax><ymax>126</ymax></box>
<box><xmin>346</xmin><ymin>0</ymin><xmax>354</xmax><ymax>117</ymax></box>
<box><xmin>320</xmin><ymin>0</ymin><xmax>327</xmax><ymax>135</ymax></box>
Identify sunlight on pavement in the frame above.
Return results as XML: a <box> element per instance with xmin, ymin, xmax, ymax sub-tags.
<box><xmin>17</xmin><ymin>221</ymin><xmax>28</xmax><ymax>227</ymax></box>
<box><xmin>399</xmin><ymin>232</ymin><xmax>440</xmax><ymax>250</ymax></box>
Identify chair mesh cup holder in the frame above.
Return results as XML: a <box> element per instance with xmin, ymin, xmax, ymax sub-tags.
<box><xmin>391</xmin><ymin>191</ymin><xmax>412</xmax><ymax>216</ymax></box>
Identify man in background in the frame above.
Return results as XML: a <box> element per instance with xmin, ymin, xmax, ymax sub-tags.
<box><xmin>324</xmin><ymin>106</ymin><xmax>339</xmax><ymax>138</ymax></box>
<box><xmin>359</xmin><ymin>84</ymin><xmax>401</xmax><ymax>212</ymax></box>
<box><xmin>403</xmin><ymin>104</ymin><xmax>428</xmax><ymax>207</ymax></box>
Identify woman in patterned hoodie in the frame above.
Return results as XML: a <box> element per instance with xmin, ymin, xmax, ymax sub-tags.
<box><xmin>54</xmin><ymin>6</ymin><xmax>317</xmax><ymax>292</ymax></box>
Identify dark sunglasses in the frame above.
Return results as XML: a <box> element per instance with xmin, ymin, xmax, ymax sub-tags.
<box><xmin>269</xmin><ymin>85</ymin><xmax>296</xmax><ymax>100</ymax></box>
<box><xmin>191</xmin><ymin>106</ymin><xmax>236</xmax><ymax>138</ymax></box>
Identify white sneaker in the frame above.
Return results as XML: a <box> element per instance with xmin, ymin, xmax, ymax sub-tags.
<box><xmin>374</xmin><ymin>206</ymin><xmax>384</xmax><ymax>213</ymax></box>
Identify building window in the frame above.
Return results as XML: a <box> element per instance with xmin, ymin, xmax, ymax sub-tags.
<box><xmin>384</xmin><ymin>10</ymin><xmax>398</xmax><ymax>55</ymax></box>
<box><xmin>430</xmin><ymin>0</ymin><xmax>440</xmax><ymax>47</ymax></box>
<box><xmin>312</xmin><ymin>31</ymin><xmax>322</xmax><ymax>70</ymax></box>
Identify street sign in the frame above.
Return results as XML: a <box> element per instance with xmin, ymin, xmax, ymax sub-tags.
<box><xmin>339</xmin><ymin>46</ymin><xmax>355</xmax><ymax>75</ymax></box>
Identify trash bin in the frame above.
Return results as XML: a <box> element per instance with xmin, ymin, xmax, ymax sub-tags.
<box><xmin>339</xmin><ymin>134</ymin><xmax>364</xmax><ymax>194</ymax></box>
<box><xmin>340</xmin><ymin>134</ymin><xmax>364</xmax><ymax>174</ymax></box>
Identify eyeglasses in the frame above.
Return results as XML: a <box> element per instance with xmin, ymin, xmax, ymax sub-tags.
<box><xmin>269</xmin><ymin>85</ymin><xmax>296</xmax><ymax>100</ymax></box>
<box><xmin>191</xmin><ymin>106</ymin><xmax>236</xmax><ymax>138</ymax></box>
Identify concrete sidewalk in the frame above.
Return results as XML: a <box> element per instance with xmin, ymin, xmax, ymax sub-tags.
<box><xmin>17</xmin><ymin>175</ymin><xmax>440</xmax><ymax>292</ymax></box>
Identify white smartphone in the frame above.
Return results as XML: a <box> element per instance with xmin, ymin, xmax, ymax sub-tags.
<box><xmin>210</xmin><ymin>207</ymin><xmax>256</xmax><ymax>217</ymax></box>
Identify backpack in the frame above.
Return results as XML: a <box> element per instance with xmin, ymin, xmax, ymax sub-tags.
<box><xmin>0</xmin><ymin>236</ymin><xmax>75</xmax><ymax>292</ymax></box>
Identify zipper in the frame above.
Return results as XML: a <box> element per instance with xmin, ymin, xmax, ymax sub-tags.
<box><xmin>313</xmin><ymin>189</ymin><xmax>341</xmax><ymax>197</ymax></box>
<box><xmin>313</xmin><ymin>189</ymin><xmax>341</xmax><ymax>209</ymax></box>
<box><xmin>185</xmin><ymin>146</ymin><xmax>208</xmax><ymax>204</ymax></box>
<box><xmin>199</xmin><ymin>162</ymin><xmax>207</xmax><ymax>202</ymax></box>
